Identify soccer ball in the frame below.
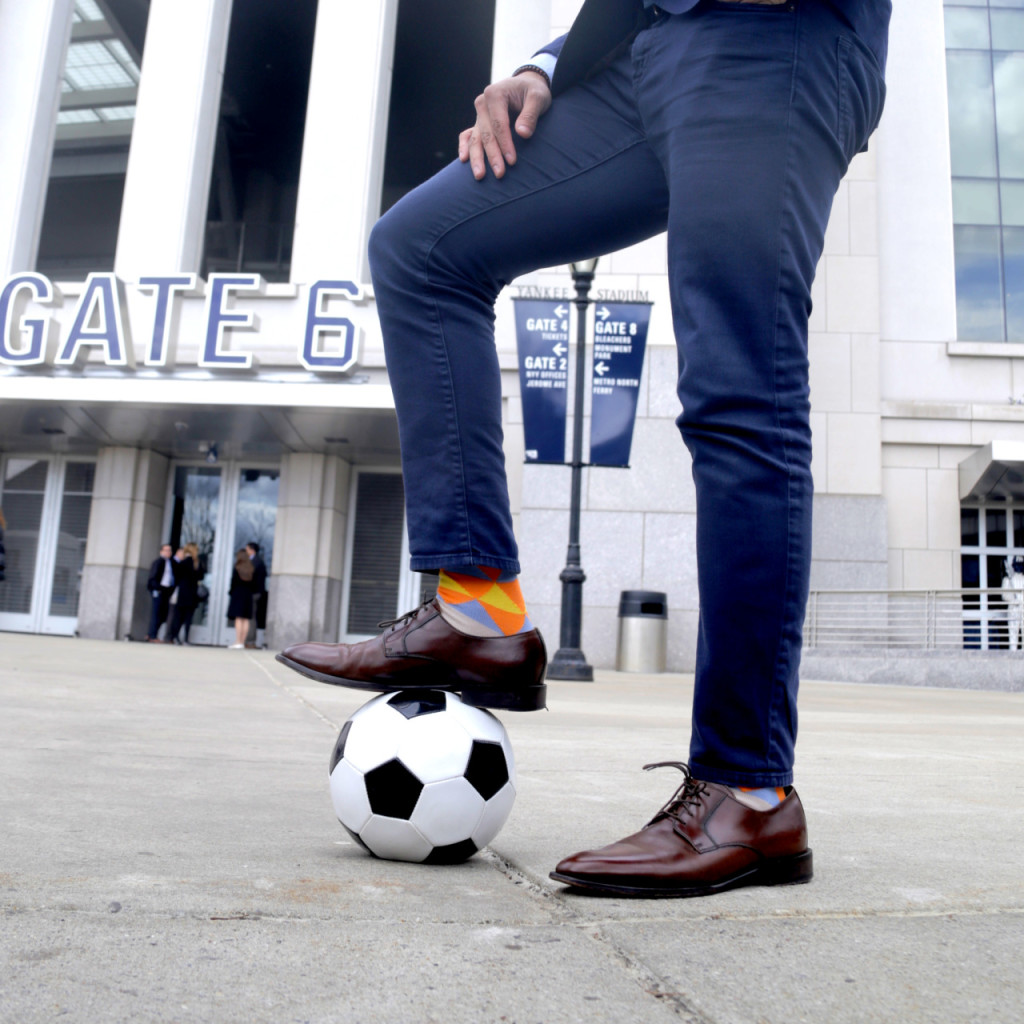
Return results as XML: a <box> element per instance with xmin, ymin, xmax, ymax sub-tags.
<box><xmin>328</xmin><ymin>690</ymin><xmax>516</xmax><ymax>863</ymax></box>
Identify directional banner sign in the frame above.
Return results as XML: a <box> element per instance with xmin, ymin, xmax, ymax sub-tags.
<box><xmin>589</xmin><ymin>302</ymin><xmax>652</xmax><ymax>467</ymax></box>
<box><xmin>513</xmin><ymin>299</ymin><xmax>570</xmax><ymax>463</ymax></box>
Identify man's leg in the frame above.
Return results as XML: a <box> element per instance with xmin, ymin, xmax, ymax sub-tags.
<box><xmin>146</xmin><ymin>592</ymin><xmax>162</xmax><ymax>641</ymax></box>
<box><xmin>636</xmin><ymin>2</ymin><xmax>885</xmax><ymax>788</ymax></box>
<box><xmin>167</xmin><ymin>604</ymin><xmax>182</xmax><ymax>643</ymax></box>
<box><xmin>552</xmin><ymin>2</ymin><xmax>887</xmax><ymax>896</ymax></box>
<box><xmin>367</xmin><ymin>61</ymin><xmax>668</xmax><ymax>573</ymax></box>
<box><xmin>279</xmin><ymin>53</ymin><xmax>670</xmax><ymax>708</ymax></box>
<box><xmin>148</xmin><ymin>589</ymin><xmax>171</xmax><ymax>641</ymax></box>
<box><xmin>156</xmin><ymin>589</ymin><xmax>172</xmax><ymax>640</ymax></box>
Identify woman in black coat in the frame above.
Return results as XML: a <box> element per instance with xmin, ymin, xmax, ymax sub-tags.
<box><xmin>167</xmin><ymin>543</ymin><xmax>202</xmax><ymax>645</ymax></box>
<box><xmin>227</xmin><ymin>548</ymin><xmax>255</xmax><ymax>648</ymax></box>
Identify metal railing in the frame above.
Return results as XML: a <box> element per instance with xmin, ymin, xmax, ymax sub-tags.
<box><xmin>804</xmin><ymin>589</ymin><xmax>1024</xmax><ymax>652</ymax></box>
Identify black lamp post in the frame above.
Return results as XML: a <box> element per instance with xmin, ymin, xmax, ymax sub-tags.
<box><xmin>546</xmin><ymin>257</ymin><xmax>598</xmax><ymax>682</ymax></box>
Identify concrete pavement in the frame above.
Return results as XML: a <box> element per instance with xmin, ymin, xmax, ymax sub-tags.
<box><xmin>1</xmin><ymin>633</ymin><xmax>1022</xmax><ymax>1023</ymax></box>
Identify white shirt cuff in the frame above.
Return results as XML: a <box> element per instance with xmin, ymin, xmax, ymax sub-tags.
<box><xmin>514</xmin><ymin>51</ymin><xmax>558</xmax><ymax>83</ymax></box>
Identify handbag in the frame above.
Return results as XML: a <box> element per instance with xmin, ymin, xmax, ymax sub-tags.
<box><xmin>196</xmin><ymin>584</ymin><xmax>210</xmax><ymax>602</ymax></box>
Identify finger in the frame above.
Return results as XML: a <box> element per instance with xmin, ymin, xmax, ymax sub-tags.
<box><xmin>474</xmin><ymin>93</ymin><xmax>508</xmax><ymax>179</ymax></box>
<box><xmin>467</xmin><ymin>133</ymin><xmax>488</xmax><ymax>181</ymax></box>
<box><xmin>515</xmin><ymin>87</ymin><xmax>552</xmax><ymax>139</ymax></box>
<box><xmin>483</xmin><ymin>89</ymin><xmax>517</xmax><ymax>165</ymax></box>
<box><xmin>464</xmin><ymin>116</ymin><xmax>489</xmax><ymax>181</ymax></box>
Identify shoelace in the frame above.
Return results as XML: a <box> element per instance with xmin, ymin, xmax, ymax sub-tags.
<box><xmin>643</xmin><ymin>761</ymin><xmax>709</xmax><ymax>828</ymax></box>
<box><xmin>376</xmin><ymin>599</ymin><xmax>435</xmax><ymax>632</ymax></box>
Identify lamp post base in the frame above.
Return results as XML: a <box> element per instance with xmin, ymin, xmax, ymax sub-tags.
<box><xmin>546</xmin><ymin>648</ymin><xmax>594</xmax><ymax>681</ymax></box>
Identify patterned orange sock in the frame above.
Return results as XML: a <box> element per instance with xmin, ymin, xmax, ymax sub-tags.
<box><xmin>436</xmin><ymin>566</ymin><xmax>533</xmax><ymax>638</ymax></box>
<box><xmin>733</xmin><ymin>786</ymin><xmax>788</xmax><ymax>811</ymax></box>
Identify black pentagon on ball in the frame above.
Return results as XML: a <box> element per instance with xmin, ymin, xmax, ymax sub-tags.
<box><xmin>364</xmin><ymin>758</ymin><xmax>424</xmax><ymax>818</ymax></box>
<box><xmin>341</xmin><ymin>822</ymin><xmax>371</xmax><ymax>854</ymax></box>
<box><xmin>464</xmin><ymin>740</ymin><xmax>509</xmax><ymax>800</ymax></box>
<box><xmin>328</xmin><ymin>720</ymin><xmax>353</xmax><ymax>775</ymax></box>
<box><xmin>422</xmin><ymin>838</ymin><xmax>479</xmax><ymax>864</ymax></box>
<box><xmin>386</xmin><ymin>690</ymin><xmax>447</xmax><ymax>719</ymax></box>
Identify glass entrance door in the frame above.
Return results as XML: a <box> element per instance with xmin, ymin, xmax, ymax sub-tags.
<box><xmin>166</xmin><ymin>465</ymin><xmax>223</xmax><ymax>645</ymax></box>
<box><xmin>165</xmin><ymin>463</ymin><xmax>278</xmax><ymax>646</ymax></box>
<box><xmin>0</xmin><ymin>456</ymin><xmax>95</xmax><ymax>635</ymax></box>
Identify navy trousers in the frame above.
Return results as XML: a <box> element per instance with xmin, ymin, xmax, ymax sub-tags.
<box><xmin>368</xmin><ymin>0</ymin><xmax>886</xmax><ymax>787</ymax></box>
<box><xmin>147</xmin><ymin>587</ymin><xmax>173</xmax><ymax>640</ymax></box>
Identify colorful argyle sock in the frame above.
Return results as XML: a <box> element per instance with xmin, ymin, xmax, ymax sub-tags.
<box><xmin>731</xmin><ymin>786</ymin><xmax>788</xmax><ymax>811</ymax></box>
<box><xmin>436</xmin><ymin>566</ymin><xmax>533</xmax><ymax>638</ymax></box>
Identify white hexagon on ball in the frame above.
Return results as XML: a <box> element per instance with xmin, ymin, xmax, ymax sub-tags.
<box><xmin>447</xmin><ymin>698</ymin><xmax>507</xmax><ymax>745</ymax></box>
<box><xmin>329</xmin><ymin>759</ymin><xmax>372</xmax><ymax>832</ymax></box>
<box><xmin>359</xmin><ymin>815</ymin><xmax>433</xmax><ymax>863</ymax></box>
<box><xmin>397</xmin><ymin>714</ymin><xmax>474</xmax><ymax>781</ymax></box>
<box><xmin>411</xmin><ymin>776</ymin><xmax>486</xmax><ymax>846</ymax></box>
<box><xmin>471</xmin><ymin>780</ymin><xmax>516</xmax><ymax>847</ymax></box>
<box><xmin>340</xmin><ymin>700</ymin><xmax>404</xmax><ymax>773</ymax></box>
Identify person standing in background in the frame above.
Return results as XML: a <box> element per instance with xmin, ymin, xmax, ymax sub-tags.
<box><xmin>167</xmin><ymin>543</ymin><xmax>202</xmax><ymax>645</ymax></box>
<box><xmin>244</xmin><ymin>542</ymin><xmax>267</xmax><ymax>649</ymax></box>
<box><xmin>145</xmin><ymin>543</ymin><xmax>176</xmax><ymax>642</ymax></box>
<box><xmin>1003</xmin><ymin>556</ymin><xmax>1024</xmax><ymax>651</ymax></box>
<box><xmin>227</xmin><ymin>548</ymin><xmax>255</xmax><ymax>649</ymax></box>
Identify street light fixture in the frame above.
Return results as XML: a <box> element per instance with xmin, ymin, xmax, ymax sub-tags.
<box><xmin>546</xmin><ymin>257</ymin><xmax>599</xmax><ymax>681</ymax></box>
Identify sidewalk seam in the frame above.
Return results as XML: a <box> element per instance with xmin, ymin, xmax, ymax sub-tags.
<box><xmin>482</xmin><ymin>850</ymin><xmax>717</xmax><ymax>1024</ymax></box>
<box><xmin>246</xmin><ymin>652</ymin><xmax>341</xmax><ymax>731</ymax></box>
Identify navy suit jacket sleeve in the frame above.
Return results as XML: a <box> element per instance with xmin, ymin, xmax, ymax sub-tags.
<box><xmin>537</xmin><ymin>33</ymin><xmax>567</xmax><ymax>61</ymax></box>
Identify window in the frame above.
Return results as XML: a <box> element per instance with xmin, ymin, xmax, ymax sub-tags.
<box><xmin>202</xmin><ymin>0</ymin><xmax>318</xmax><ymax>282</ymax></box>
<box><xmin>380</xmin><ymin>0</ymin><xmax>497</xmax><ymax>213</ymax></box>
<box><xmin>345</xmin><ymin>472</ymin><xmax>407</xmax><ymax>635</ymax></box>
<box><xmin>343</xmin><ymin>471</ymin><xmax>435</xmax><ymax>637</ymax></box>
<box><xmin>944</xmin><ymin>2</ymin><xmax>1024</xmax><ymax>342</ymax></box>
<box><xmin>960</xmin><ymin>503</ymin><xmax>1024</xmax><ymax>648</ymax></box>
<box><xmin>36</xmin><ymin>0</ymin><xmax>150</xmax><ymax>279</ymax></box>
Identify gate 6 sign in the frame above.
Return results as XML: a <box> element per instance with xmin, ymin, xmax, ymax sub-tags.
<box><xmin>0</xmin><ymin>272</ymin><xmax>363</xmax><ymax>374</ymax></box>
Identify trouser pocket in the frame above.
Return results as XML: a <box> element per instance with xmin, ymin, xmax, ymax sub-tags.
<box><xmin>838</xmin><ymin>33</ymin><xmax>886</xmax><ymax>158</ymax></box>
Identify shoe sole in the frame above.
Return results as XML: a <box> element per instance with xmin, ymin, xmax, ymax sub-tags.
<box><xmin>274</xmin><ymin>654</ymin><xmax>547</xmax><ymax>712</ymax></box>
<box><xmin>549</xmin><ymin>849</ymin><xmax>813</xmax><ymax>898</ymax></box>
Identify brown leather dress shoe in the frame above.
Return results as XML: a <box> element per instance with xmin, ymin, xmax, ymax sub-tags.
<box><xmin>275</xmin><ymin>599</ymin><xmax>547</xmax><ymax>711</ymax></box>
<box><xmin>550</xmin><ymin>762</ymin><xmax>813</xmax><ymax>897</ymax></box>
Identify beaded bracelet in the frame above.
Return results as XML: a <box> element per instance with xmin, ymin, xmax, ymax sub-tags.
<box><xmin>513</xmin><ymin>64</ymin><xmax>552</xmax><ymax>89</ymax></box>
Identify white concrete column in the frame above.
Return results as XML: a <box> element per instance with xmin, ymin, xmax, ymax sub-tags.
<box><xmin>289</xmin><ymin>0</ymin><xmax>398</xmax><ymax>285</ymax></box>
<box><xmin>78</xmin><ymin>447</ymin><xmax>170</xmax><ymax>640</ymax></box>
<box><xmin>491</xmin><ymin>0</ymin><xmax>553</xmax><ymax>81</ymax></box>
<box><xmin>114</xmin><ymin>0</ymin><xmax>234</xmax><ymax>279</ymax></box>
<box><xmin>876</xmin><ymin>0</ymin><xmax>958</xmax><ymax>343</ymax></box>
<box><xmin>0</xmin><ymin>0</ymin><xmax>74</xmax><ymax>276</ymax></box>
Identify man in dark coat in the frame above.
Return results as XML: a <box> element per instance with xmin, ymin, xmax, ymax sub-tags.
<box><xmin>145</xmin><ymin>543</ymin><xmax>176</xmax><ymax>642</ymax></box>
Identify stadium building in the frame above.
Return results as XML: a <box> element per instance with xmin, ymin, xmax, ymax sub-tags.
<box><xmin>1</xmin><ymin>0</ymin><xmax>1023</xmax><ymax>680</ymax></box>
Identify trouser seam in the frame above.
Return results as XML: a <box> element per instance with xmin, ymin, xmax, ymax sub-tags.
<box><xmin>763</xmin><ymin>2</ymin><xmax>809</xmax><ymax>779</ymax></box>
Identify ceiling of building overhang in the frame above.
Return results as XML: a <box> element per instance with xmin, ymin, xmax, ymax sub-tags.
<box><xmin>959</xmin><ymin>441</ymin><xmax>1024</xmax><ymax>502</ymax></box>
<box><xmin>0</xmin><ymin>397</ymin><xmax>402</xmax><ymax>466</ymax></box>
<box><xmin>57</xmin><ymin>0</ymin><xmax>144</xmax><ymax>141</ymax></box>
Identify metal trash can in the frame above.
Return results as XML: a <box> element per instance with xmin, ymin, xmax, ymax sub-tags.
<box><xmin>616</xmin><ymin>590</ymin><xmax>668</xmax><ymax>673</ymax></box>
